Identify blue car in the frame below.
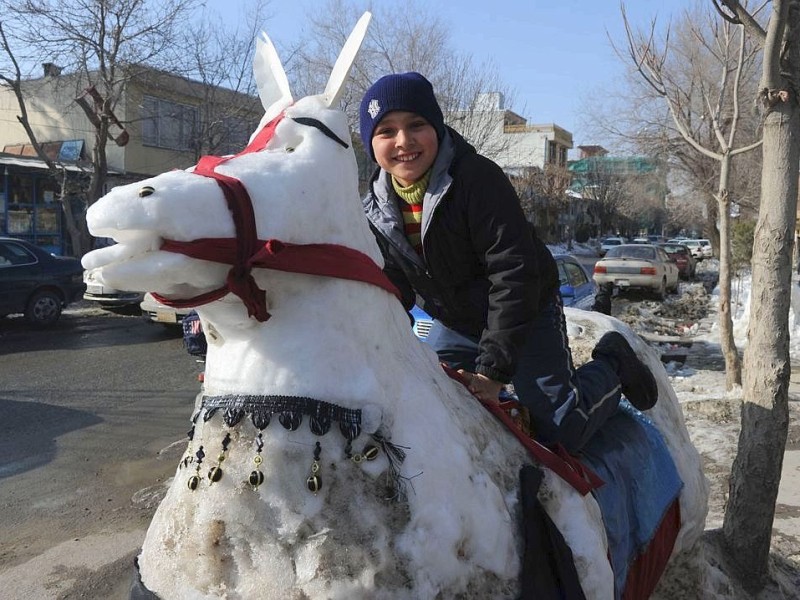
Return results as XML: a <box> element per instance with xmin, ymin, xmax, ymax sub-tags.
<box><xmin>411</xmin><ymin>254</ymin><xmax>596</xmax><ymax>340</ymax></box>
<box><xmin>554</xmin><ymin>253</ymin><xmax>597</xmax><ymax>311</ymax></box>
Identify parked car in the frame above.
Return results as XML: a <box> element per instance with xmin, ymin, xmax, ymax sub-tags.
<box><xmin>410</xmin><ymin>254</ymin><xmax>596</xmax><ymax>340</ymax></box>
<box><xmin>0</xmin><ymin>236</ymin><xmax>85</xmax><ymax>326</ymax></box>
<box><xmin>631</xmin><ymin>237</ymin><xmax>650</xmax><ymax>244</ymax></box>
<box><xmin>83</xmin><ymin>268</ymin><xmax>144</xmax><ymax>310</ymax></box>
<box><xmin>593</xmin><ymin>243</ymin><xmax>680</xmax><ymax>300</ymax></box>
<box><xmin>599</xmin><ymin>237</ymin><xmax>626</xmax><ymax>256</ymax></box>
<box><xmin>679</xmin><ymin>239</ymin><xmax>705</xmax><ymax>260</ymax></box>
<box><xmin>140</xmin><ymin>292</ymin><xmax>192</xmax><ymax>326</ymax></box>
<box><xmin>696</xmin><ymin>238</ymin><xmax>713</xmax><ymax>259</ymax></box>
<box><xmin>554</xmin><ymin>254</ymin><xmax>597</xmax><ymax>311</ymax></box>
<box><xmin>658</xmin><ymin>242</ymin><xmax>696</xmax><ymax>279</ymax></box>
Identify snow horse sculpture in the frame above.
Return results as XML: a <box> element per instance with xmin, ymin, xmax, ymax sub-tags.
<box><xmin>83</xmin><ymin>13</ymin><xmax>708</xmax><ymax>599</ymax></box>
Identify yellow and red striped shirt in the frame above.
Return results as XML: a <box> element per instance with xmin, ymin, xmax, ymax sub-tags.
<box><xmin>392</xmin><ymin>170</ymin><xmax>431</xmax><ymax>255</ymax></box>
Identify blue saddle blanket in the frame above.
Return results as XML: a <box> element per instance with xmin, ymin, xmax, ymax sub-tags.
<box><xmin>580</xmin><ymin>402</ymin><xmax>683</xmax><ymax>598</ymax></box>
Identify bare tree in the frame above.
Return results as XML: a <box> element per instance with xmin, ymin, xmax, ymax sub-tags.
<box><xmin>0</xmin><ymin>0</ymin><xmax>198</xmax><ymax>255</ymax></box>
<box><xmin>173</xmin><ymin>0</ymin><xmax>272</xmax><ymax>159</ymax></box>
<box><xmin>619</xmin><ymin>1</ymin><xmax>763</xmax><ymax>389</ymax></box>
<box><xmin>512</xmin><ymin>164</ymin><xmax>571</xmax><ymax>242</ymax></box>
<box><xmin>664</xmin><ymin>188</ymin><xmax>706</xmax><ymax>235</ymax></box>
<box><xmin>714</xmin><ymin>0</ymin><xmax>800</xmax><ymax>589</ymax></box>
<box><xmin>619</xmin><ymin>168</ymin><xmax>669</xmax><ymax>233</ymax></box>
<box><xmin>583</xmin><ymin>3</ymin><xmax>763</xmax><ymax>249</ymax></box>
<box><xmin>289</xmin><ymin>0</ymin><xmax>517</xmax><ymax>164</ymax></box>
<box><xmin>570</xmin><ymin>157</ymin><xmax>635</xmax><ymax>236</ymax></box>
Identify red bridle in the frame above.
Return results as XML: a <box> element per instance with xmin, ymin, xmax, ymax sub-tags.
<box><xmin>152</xmin><ymin>112</ymin><xmax>399</xmax><ymax>321</ymax></box>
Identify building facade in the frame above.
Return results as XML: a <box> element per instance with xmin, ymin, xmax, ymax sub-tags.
<box><xmin>0</xmin><ymin>65</ymin><xmax>261</xmax><ymax>254</ymax></box>
<box><xmin>448</xmin><ymin>92</ymin><xmax>573</xmax><ymax>173</ymax></box>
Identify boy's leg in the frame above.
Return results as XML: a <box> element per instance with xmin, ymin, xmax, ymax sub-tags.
<box><xmin>512</xmin><ymin>295</ymin><xmax>622</xmax><ymax>452</ymax></box>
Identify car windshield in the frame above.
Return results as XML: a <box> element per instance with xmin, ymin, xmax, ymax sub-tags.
<box><xmin>603</xmin><ymin>239</ymin><xmax>621</xmax><ymax>245</ymax></box>
<box><xmin>605</xmin><ymin>245</ymin><xmax>656</xmax><ymax>260</ymax></box>
<box><xmin>661</xmin><ymin>244</ymin><xmax>687</xmax><ymax>254</ymax></box>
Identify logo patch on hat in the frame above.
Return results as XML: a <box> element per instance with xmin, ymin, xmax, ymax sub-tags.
<box><xmin>367</xmin><ymin>98</ymin><xmax>381</xmax><ymax>119</ymax></box>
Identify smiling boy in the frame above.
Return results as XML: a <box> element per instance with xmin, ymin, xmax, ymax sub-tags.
<box><xmin>360</xmin><ymin>72</ymin><xmax>657</xmax><ymax>452</ymax></box>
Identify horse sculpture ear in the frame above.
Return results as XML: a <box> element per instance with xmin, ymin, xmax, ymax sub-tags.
<box><xmin>322</xmin><ymin>12</ymin><xmax>372</xmax><ymax>108</ymax></box>
<box><xmin>254</xmin><ymin>31</ymin><xmax>293</xmax><ymax>120</ymax></box>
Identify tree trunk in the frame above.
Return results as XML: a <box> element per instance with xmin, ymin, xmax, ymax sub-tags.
<box><xmin>717</xmin><ymin>153</ymin><xmax>742</xmax><ymax>388</ymax></box>
<box><xmin>706</xmin><ymin>194</ymin><xmax>720</xmax><ymax>257</ymax></box>
<box><xmin>722</xmin><ymin>99</ymin><xmax>799</xmax><ymax>589</ymax></box>
<box><xmin>81</xmin><ymin>117</ymin><xmax>111</xmax><ymax>256</ymax></box>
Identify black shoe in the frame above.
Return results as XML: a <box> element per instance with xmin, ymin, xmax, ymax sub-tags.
<box><xmin>592</xmin><ymin>331</ymin><xmax>658</xmax><ymax>410</ymax></box>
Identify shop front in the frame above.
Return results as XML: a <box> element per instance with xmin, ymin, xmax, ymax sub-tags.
<box><xmin>0</xmin><ymin>156</ymin><xmax>81</xmax><ymax>256</ymax></box>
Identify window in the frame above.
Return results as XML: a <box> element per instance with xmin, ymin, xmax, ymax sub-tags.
<box><xmin>141</xmin><ymin>95</ymin><xmax>198</xmax><ymax>151</ymax></box>
<box><xmin>0</xmin><ymin>240</ymin><xmax>36</xmax><ymax>267</ymax></box>
<box><xmin>557</xmin><ymin>262</ymin><xmax>569</xmax><ymax>286</ymax></box>
<box><xmin>8</xmin><ymin>173</ymin><xmax>33</xmax><ymax>208</ymax></box>
<box><xmin>546</xmin><ymin>141</ymin><xmax>568</xmax><ymax>166</ymax></box>
<box><xmin>564</xmin><ymin>261</ymin><xmax>589</xmax><ymax>287</ymax></box>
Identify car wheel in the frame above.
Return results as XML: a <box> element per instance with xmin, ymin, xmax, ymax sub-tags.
<box><xmin>25</xmin><ymin>290</ymin><xmax>62</xmax><ymax>326</ymax></box>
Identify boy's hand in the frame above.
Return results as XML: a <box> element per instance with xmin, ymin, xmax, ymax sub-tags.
<box><xmin>457</xmin><ymin>370</ymin><xmax>503</xmax><ymax>405</ymax></box>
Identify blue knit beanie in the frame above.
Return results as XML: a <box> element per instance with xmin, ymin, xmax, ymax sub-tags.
<box><xmin>359</xmin><ymin>72</ymin><xmax>446</xmax><ymax>162</ymax></box>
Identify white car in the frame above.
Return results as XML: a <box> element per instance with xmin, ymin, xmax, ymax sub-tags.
<box><xmin>679</xmin><ymin>240</ymin><xmax>705</xmax><ymax>260</ymax></box>
<box><xmin>696</xmin><ymin>238</ymin><xmax>713</xmax><ymax>259</ymax></box>
<box><xmin>83</xmin><ymin>268</ymin><xmax>143</xmax><ymax>309</ymax></box>
<box><xmin>140</xmin><ymin>292</ymin><xmax>192</xmax><ymax>325</ymax></box>
<box><xmin>599</xmin><ymin>237</ymin><xmax>626</xmax><ymax>256</ymax></box>
<box><xmin>593</xmin><ymin>244</ymin><xmax>680</xmax><ymax>300</ymax></box>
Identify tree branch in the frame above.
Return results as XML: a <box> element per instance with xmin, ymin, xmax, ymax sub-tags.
<box><xmin>717</xmin><ymin>0</ymin><xmax>768</xmax><ymax>42</ymax></box>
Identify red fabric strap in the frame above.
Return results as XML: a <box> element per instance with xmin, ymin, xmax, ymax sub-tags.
<box><xmin>182</xmin><ymin>113</ymin><xmax>288</xmax><ymax>321</ymax></box>
<box><xmin>155</xmin><ymin>238</ymin><xmax>400</xmax><ymax>310</ymax></box>
<box><xmin>441</xmin><ymin>364</ymin><xmax>604</xmax><ymax>496</ymax></box>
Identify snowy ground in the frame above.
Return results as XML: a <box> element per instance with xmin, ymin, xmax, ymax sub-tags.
<box><xmin>570</xmin><ymin>250</ymin><xmax>800</xmax><ymax>598</ymax></box>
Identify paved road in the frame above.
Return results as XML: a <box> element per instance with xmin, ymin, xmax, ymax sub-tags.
<box><xmin>0</xmin><ymin>306</ymin><xmax>200</xmax><ymax>599</ymax></box>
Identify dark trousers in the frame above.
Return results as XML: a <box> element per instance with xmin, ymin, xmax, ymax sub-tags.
<box><xmin>426</xmin><ymin>295</ymin><xmax>621</xmax><ymax>452</ymax></box>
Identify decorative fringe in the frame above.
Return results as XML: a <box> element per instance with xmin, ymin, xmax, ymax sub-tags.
<box><xmin>177</xmin><ymin>394</ymin><xmax>409</xmax><ymax>501</ymax></box>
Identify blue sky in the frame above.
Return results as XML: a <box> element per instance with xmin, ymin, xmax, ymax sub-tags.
<box><xmin>206</xmin><ymin>0</ymin><xmax>696</xmax><ymax>150</ymax></box>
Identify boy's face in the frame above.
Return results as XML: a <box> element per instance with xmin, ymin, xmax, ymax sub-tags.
<box><xmin>371</xmin><ymin>111</ymin><xmax>439</xmax><ymax>187</ymax></box>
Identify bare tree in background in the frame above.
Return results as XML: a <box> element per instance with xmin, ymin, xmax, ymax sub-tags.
<box><xmin>619</xmin><ymin>1</ymin><xmax>763</xmax><ymax>389</ymax></box>
<box><xmin>664</xmin><ymin>190</ymin><xmax>706</xmax><ymax>235</ymax></box>
<box><xmin>570</xmin><ymin>158</ymin><xmax>633</xmax><ymax>237</ymax></box>
<box><xmin>619</xmin><ymin>169</ymin><xmax>668</xmax><ymax>234</ymax></box>
<box><xmin>715</xmin><ymin>0</ymin><xmax>800</xmax><ymax>589</ymax></box>
<box><xmin>174</xmin><ymin>0</ymin><xmax>272</xmax><ymax>159</ymax></box>
<box><xmin>512</xmin><ymin>164</ymin><xmax>571</xmax><ymax>242</ymax></box>
<box><xmin>584</xmin><ymin>3</ymin><xmax>763</xmax><ymax>246</ymax></box>
<box><xmin>0</xmin><ymin>0</ymin><xmax>198</xmax><ymax>255</ymax></box>
<box><xmin>289</xmin><ymin>0</ymin><xmax>517</xmax><ymax>166</ymax></box>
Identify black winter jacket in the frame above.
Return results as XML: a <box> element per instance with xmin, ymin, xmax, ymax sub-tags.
<box><xmin>363</xmin><ymin>128</ymin><xmax>558</xmax><ymax>383</ymax></box>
